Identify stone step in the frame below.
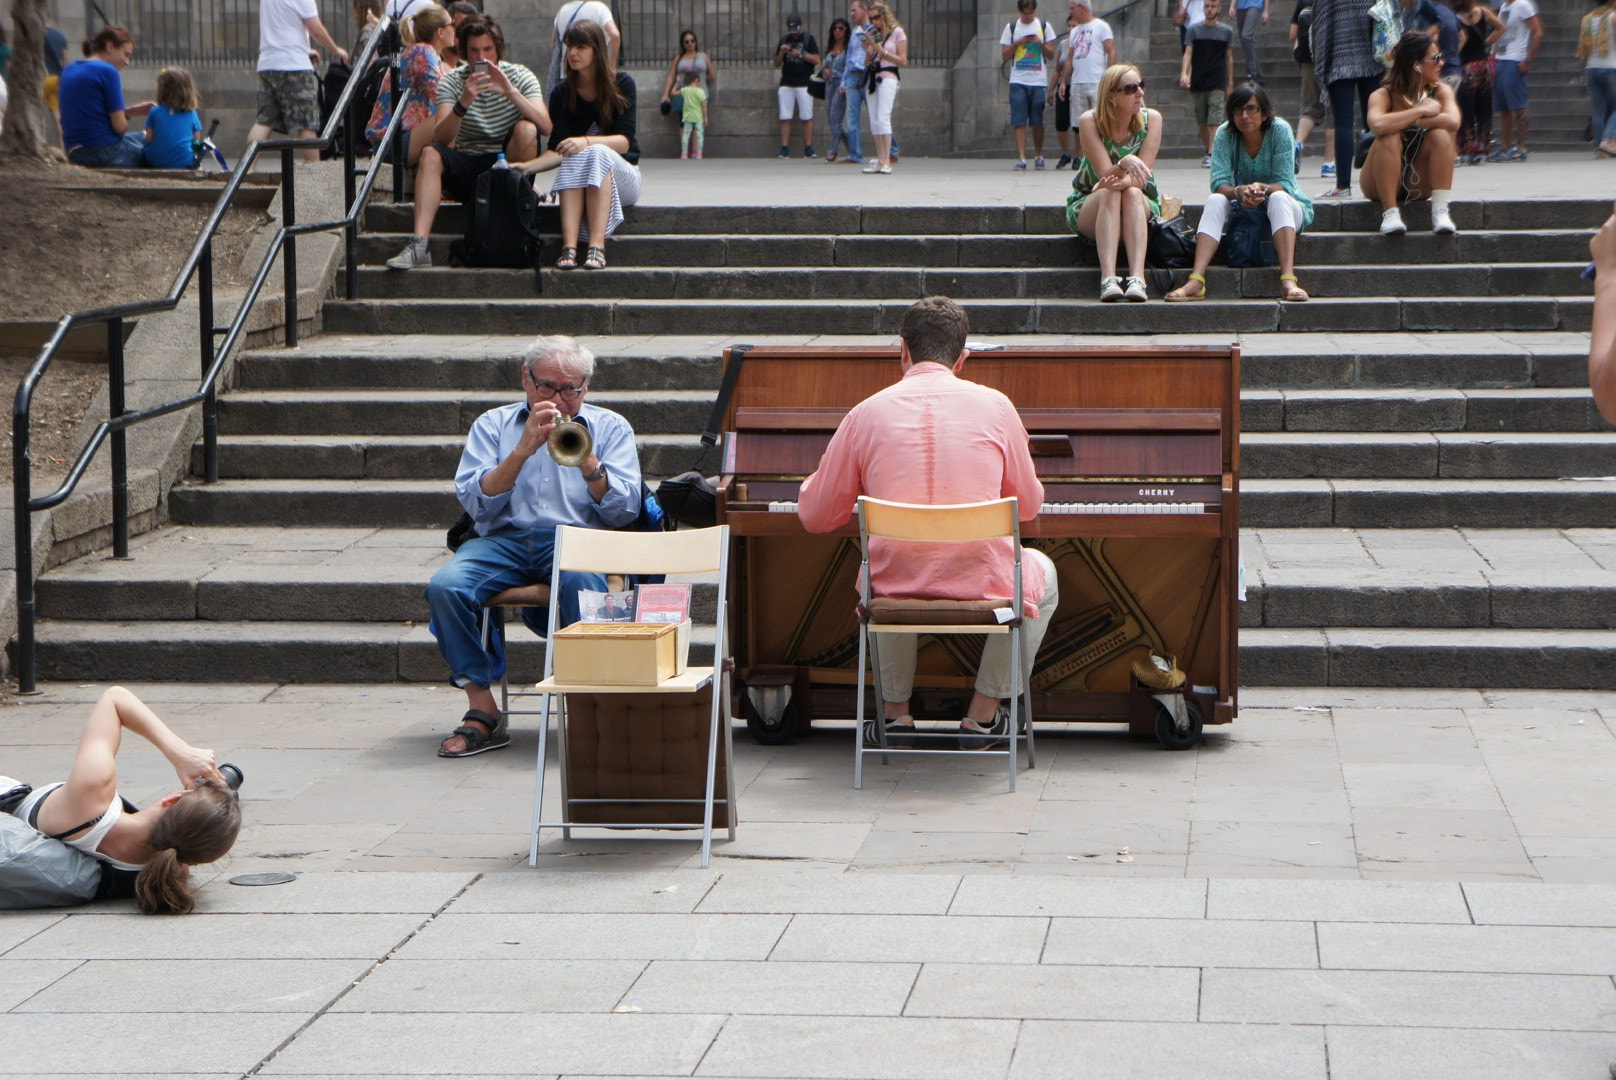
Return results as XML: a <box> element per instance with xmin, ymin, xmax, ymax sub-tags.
<box><xmin>238</xmin><ymin>332</ymin><xmax>1591</xmax><ymax>392</ymax></box>
<box><xmin>359</xmin><ymin>198</ymin><xmax>1611</xmax><ymax>236</ymax></box>
<box><xmin>238</xmin><ymin>342</ymin><xmax>724</xmax><ymax>392</ymax></box>
<box><xmin>27</xmin><ymin>616</ymin><xmax>1616</xmax><ymax>687</ymax></box>
<box><xmin>353</xmin><ymin>228</ymin><xmax>1594</xmax><ymax>268</ymax></box>
<box><xmin>164</xmin><ymin>476</ymin><xmax>1616</xmax><ymax>530</ymax></box>
<box><xmin>1246</xmin><ymin>575</ymin><xmax>1616</xmax><ymax>631</ymax></box>
<box><xmin>214</xmin><ymin>389</ymin><xmax>714</xmax><ymax>436</ymax></box>
<box><xmin>1242</xmin><ymin>388</ymin><xmax>1613</xmax><ymax>434</ymax></box>
<box><xmin>197</xmin><ymin>429</ymin><xmax>1616</xmax><ymax>483</ymax></box>
<box><xmin>31</xmin><ymin>619</ymin><xmax>717</xmax><ymax>684</ymax></box>
<box><xmin>1242</xmin><ymin>432</ymin><xmax>1616</xmax><ymax>479</ymax></box>
<box><xmin>349</xmin><ymin>262</ymin><xmax>1590</xmax><ymax>301</ymax></box>
<box><xmin>1240</xmin><ymin>477</ymin><xmax>1616</xmax><ymax>528</ymax></box>
<box><xmin>321</xmin><ymin>295</ymin><xmax>1593</xmax><ymax>337</ymax></box>
<box><xmin>192</xmin><ymin>434</ymin><xmax>705</xmax><ymax>480</ymax></box>
<box><xmin>1238</xmin><ymin>627</ymin><xmax>1616</xmax><ymax>687</ymax></box>
<box><xmin>207</xmin><ymin>386</ymin><xmax>1613</xmax><ymax>440</ymax></box>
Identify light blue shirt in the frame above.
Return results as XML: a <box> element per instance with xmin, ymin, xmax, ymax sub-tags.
<box><xmin>455</xmin><ymin>400</ymin><xmax>642</xmax><ymax>535</ymax></box>
<box><xmin>846</xmin><ymin>23</ymin><xmax>871</xmax><ymax>73</ymax></box>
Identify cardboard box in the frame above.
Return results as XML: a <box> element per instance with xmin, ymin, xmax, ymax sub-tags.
<box><xmin>551</xmin><ymin>621</ymin><xmax>690</xmax><ymax>686</ymax></box>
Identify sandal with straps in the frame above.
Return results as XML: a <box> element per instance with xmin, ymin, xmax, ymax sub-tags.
<box><xmin>1165</xmin><ymin>272</ymin><xmax>1208</xmax><ymax>302</ymax></box>
<box><xmin>555</xmin><ymin>246</ymin><xmax>578</xmax><ymax>270</ymax></box>
<box><xmin>583</xmin><ymin>245</ymin><xmax>608</xmax><ymax>270</ymax></box>
<box><xmin>1279</xmin><ymin>273</ymin><xmax>1310</xmax><ymax>302</ymax></box>
<box><xmin>438</xmin><ymin>709</ymin><xmax>510</xmax><ymax>758</ymax></box>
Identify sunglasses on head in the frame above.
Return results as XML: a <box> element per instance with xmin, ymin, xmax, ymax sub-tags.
<box><xmin>1113</xmin><ymin>79</ymin><xmax>1145</xmax><ymax>94</ymax></box>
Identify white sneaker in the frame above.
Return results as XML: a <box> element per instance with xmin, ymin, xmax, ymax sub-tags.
<box><xmin>1123</xmin><ymin>276</ymin><xmax>1148</xmax><ymax>302</ymax></box>
<box><xmin>1099</xmin><ymin>276</ymin><xmax>1125</xmax><ymax>302</ymax></box>
<box><xmin>1431</xmin><ymin>207</ymin><xmax>1457</xmax><ymax>235</ymax></box>
<box><xmin>386</xmin><ymin>236</ymin><xmax>431</xmax><ymax>270</ymax></box>
<box><xmin>1379</xmin><ymin>208</ymin><xmax>1407</xmax><ymax>236</ymax></box>
<box><xmin>862</xmin><ymin>161</ymin><xmax>882</xmax><ymax>173</ymax></box>
<box><xmin>1034</xmin><ymin>156</ymin><xmax>1046</xmax><ymax>169</ymax></box>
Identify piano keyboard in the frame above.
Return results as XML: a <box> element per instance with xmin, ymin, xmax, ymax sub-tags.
<box><xmin>766</xmin><ymin>501</ymin><xmax>1207</xmax><ymax>515</ymax></box>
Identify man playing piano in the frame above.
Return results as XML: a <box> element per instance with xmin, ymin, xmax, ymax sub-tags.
<box><xmin>424</xmin><ymin>335</ymin><xmax>644</xmax><ymax>758</ymax></box>
<box><xmin>797</xmin><ymin>296</ymin><xmax>1060</xmax><ymax>749</ymax></box>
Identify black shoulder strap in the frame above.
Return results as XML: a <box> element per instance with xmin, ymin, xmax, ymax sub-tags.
<box><xmin>702</xmin><ymin>344</ymin><xmax>751</xmax><ymax>449</ymax></box>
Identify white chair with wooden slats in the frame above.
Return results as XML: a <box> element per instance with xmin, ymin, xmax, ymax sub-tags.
<box><xmin>854</xmin><ymin>496</ymin><xmax>1036</xmax><ymax>791</ymax></box>
<box><xmin>529</xmin><ymin>524</ymin><xmax>734</xmax><ymax>867</ymax></box>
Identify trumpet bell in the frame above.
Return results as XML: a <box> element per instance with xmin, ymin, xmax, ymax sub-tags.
<box><xmin>547</xmin><ymin>417</ymin><xmax>592</xmax><ymax>468</ymax></box>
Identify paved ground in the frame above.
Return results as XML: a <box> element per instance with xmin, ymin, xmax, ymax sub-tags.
<box><xmin>4</xmin><ymin>680</ymin><xmax>1616</xmax><ymax>1077</ymax></box>
<box><xmin>618</xmin><ymin>150</ymin><xmax>1616</xmax><ymax>207</ymax></box>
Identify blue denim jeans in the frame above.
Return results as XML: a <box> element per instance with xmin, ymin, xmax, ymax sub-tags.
<box><xmin>67</xmin><ymin>131</ymin><xmax>147</xmax><ymax>168</ymax></box>
<box><xmin>1590</xmin><ymin>67</ymin><xmax>1616</xmax><ymax>145</ymax></box>
<box><xmin>425</xmin><ymin>528</ymin><xmax>606</xmax><ymax>689</ymax></box>
<box><xmin>843</xmin><ymin>75</ymin><xmax>866</xmax><ymax>162</ymax></box>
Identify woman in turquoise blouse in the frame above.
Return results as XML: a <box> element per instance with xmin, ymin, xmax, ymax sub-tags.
<box><xmin>1166</xmin><ymin>84</ymin><xmax>1314</xmax><ymax>302</ymax></box>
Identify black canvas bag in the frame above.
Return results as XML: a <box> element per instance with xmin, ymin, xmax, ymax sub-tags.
<box><xmin>449</xmin><ymin>168</ymin><xmax>546</xmax><ymax>292</ymax></box>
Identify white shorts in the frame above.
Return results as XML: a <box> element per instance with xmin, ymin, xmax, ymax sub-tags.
<box><xmin>778</xmin><ymin>85</ymin><xmax>813</xmax><ymax>121</ymax></box>
<box><xmin>1196</xmin><ymin>189</ymin><xmax>1306</xmax><ymax>238</ymax></box>
<box><xmin>1069</xmin><ymin>82</ymin><xmax>1099</xmax><ymax>115</ymax></box>
<box><xmin>869</xmin><ymin>76</ymin><xmax>899</xmax><ymax>136</ymax></box>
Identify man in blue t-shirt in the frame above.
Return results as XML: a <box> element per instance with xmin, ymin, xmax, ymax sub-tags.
<box><xmin>1400</xmin><ymin>0</ymin><xmax>1461</xmax><ymax>84</ymax></box>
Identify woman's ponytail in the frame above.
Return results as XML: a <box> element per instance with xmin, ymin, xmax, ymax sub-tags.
<box><xmin>134</xmin><ymin>846</ymin><xmax>196</xmax><ymax>915</ymax></box>
<box><xmin>134</xmin><ymin>778</ymin><xmax>242</xmax><ymax>915</ymax></box>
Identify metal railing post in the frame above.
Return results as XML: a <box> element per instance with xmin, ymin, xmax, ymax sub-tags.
<box><xmin>199</xmin><ymin>240</ymin><xmax>219</xmax><ymax>483</ymax></box>
<box><xmin>344</xmin><ymin>87</ymin><xmax>360</xmax><ymax>301</ymax></box>
<box><xmin>108</xmin><ymin>318</ymin><xmax>129</xmax><ymax>559</ymax></box>
<box><xmin>282</xmin><ymin>147</ymin><xmax>299</xmax><ymax>347</ymax></box>
<box><xmin>13</xmin><ymin>381</ymin><xmax>36</xmax><ymax>694</ymax></box>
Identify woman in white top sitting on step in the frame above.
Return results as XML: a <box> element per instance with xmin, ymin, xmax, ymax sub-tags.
<box><xmin>9</xmin><ymin>687</ymin><xmax>241</xmax><ymax>914</ymax></box>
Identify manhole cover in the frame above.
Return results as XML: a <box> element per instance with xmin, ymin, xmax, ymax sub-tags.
<box><xmin>229</xmin><ymin>872</ymin><xmax>296</xmax><ymax>886</ymax></box>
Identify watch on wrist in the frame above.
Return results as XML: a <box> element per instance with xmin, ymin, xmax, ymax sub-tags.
<box><xmin>453</xmin><ymin>100</ymin><xmax>469</xmax><ymax>116</ymax></box>
<box><xmin>583</xmin><ymin>462</ymin><xmax>608</xmax><ymax>483</ymax></box>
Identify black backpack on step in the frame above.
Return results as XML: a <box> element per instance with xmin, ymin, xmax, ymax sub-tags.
<box><xmin>449</xmin><ymin>167</ymin><xmax>545</xmax><ymax>292</ymax></box>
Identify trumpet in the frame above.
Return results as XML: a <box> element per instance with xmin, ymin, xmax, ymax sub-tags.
<box><xmin>547</xmin><ymin>412</ymin><xmax>592</xmax><ymax>468</ymax></box>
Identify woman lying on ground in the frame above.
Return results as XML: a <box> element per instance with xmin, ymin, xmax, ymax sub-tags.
<box><xmin>1166</xmin><ymin>84</ymin><xmax>1314</xmax><ymax>302</ymax></box>
<box><xmin>10</xmin><ymin>686</ymin><xmax>241</xmax><ymax>914</ymax></box>
<box><xmin>520</xmin><ymin>19</ymin><xmax>639</xmax><ymax>271</ymax></box>
<box><xmin>1361</xmin><ymin>31</ymin><xmax>1461</xmax><ymax>236</ymax></box>
<box><xmin>1066</xmin><ymin>63</ymin><xmax>1163</xmax><ymax>302</ymax></box>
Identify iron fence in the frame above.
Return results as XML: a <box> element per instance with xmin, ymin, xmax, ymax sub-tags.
<box><xmin>618</xmin><ymin>0</ymin><xmax>978</xmax><ymax>69</ymax></box>
<box><xmin>85</xmin><ymin>0</ymin><xmax>357</xmax><ymax>67</ymax></box>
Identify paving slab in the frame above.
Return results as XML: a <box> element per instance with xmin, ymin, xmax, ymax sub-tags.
<box><xmin>1042</xmin><ymin>916</ymin><xmax>1320</xmax><ymax>969</ymax></box>
<box><xmin>0</xmin><ymin>1012</ymin><xmax>308</xmax><ymax>1074</ymax></box>
<box><xmin>1007</xmin><ymin>1020</ymin><xmax>1328</xmax><ymax>1080</ymax></box>
<box><xmin>1316</xmin><ymin>922</ymin><xmax>1616</xmax><ymax>975</ymax></box>
<box><xmin>1324</xmin><ymin>1026</ymin><xmax>1616</xmax><ymax>1080</ymax></box>
<box><xmin>905</xmin><ymin>962</ymin><xmax>1199</xmax><ymax>1022</ymax></box>
<box><xmin>395</xmin><ymin>912</ymin><xmax>790</xmax><ymax>961</ymax></box>
<box><xmin>331</xmin><ymin>957</ymin><xmax>645</xmax><ymax>1014</ymax></box>
<box><xmin>619</xmin><ymin>959</ymin><xmax>919</xmax><ymax>1017</ymax></box>
<box><xmin>695</xmin><ymin>1015</ymin><xmax>1018</xmax><ymax>1080</ymax></box>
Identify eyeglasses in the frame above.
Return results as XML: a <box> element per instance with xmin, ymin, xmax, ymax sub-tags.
<box><xmin>1420</xmin><ymin>53</ymin><xmax>1441</xmax><ymax>63</ymax></box>
<box><xmin>870</xmin><ymin>13</ymin><xmax>883</xmax><ymax>19</ymax></box>
<box><xmin>1235</xmin><ymin>103</ymin><xmax>1264</xmax><ymax>114</ymax></box>
<box><xmin>1113</xmin><ymin>80</ymin><xmax>1145</xmax><ymax>94</ymax></box>
<box><xmin>527</xmin><ymin>372</ymin><xmax>589</xmax><ymax>400</ymax></box>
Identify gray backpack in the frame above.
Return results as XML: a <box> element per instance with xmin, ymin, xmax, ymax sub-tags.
<box><xmin>0</xmin><ymin>782</ymin><xmax>116</xmax><ymax>909</ymax></box>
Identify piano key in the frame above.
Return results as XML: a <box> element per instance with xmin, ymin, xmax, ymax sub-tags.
<box><xmin>764</xmin><ymin>500</ymin><xmax>1207</xmax><ymax>515</ymax></box>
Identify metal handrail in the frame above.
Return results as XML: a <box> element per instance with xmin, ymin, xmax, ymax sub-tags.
<box><xmin>10</xmin><ymin>18</ymin><xmax>412</xmax><ymax>693</ymax></box>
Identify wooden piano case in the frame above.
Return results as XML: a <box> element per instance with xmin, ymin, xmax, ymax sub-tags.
<box><xmin>714</xmin><ymin>344</ymin><xmax>1240</xmax><ymax>748</ymax></box>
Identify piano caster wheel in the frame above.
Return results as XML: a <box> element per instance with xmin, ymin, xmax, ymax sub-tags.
<box><xmin>743</xmin><ymin>695</ymin><xmax>800</xmax><ymax>746</ymax></box>
<box><xmin>1154</xmin><ymin>698</ymin><xmax>1203</xmax><ymax>751</ymax></box>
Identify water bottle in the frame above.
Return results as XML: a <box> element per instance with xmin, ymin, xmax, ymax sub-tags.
<box><xmin>492</xmin><ymin>153</ymin><xmax>510</xmax><ymax>171</ymax></box>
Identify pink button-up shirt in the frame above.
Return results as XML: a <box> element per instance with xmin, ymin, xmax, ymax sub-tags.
<box><xmin>797</xmin><ymin>362</ymin><xmax>1048</xmax><ymax>616</ymax></box>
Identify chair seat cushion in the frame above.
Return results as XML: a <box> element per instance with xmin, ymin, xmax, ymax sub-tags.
<box><xmin>865</xmin><ymin>596</ymin><xmax>1011</xmax><ymax>625</ymax></box>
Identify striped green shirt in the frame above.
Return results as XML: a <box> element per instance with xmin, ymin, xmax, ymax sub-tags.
<box><xmin>437</xmin><ymin>61</ymin><xmax>544</xmax><ymax>155</ymax></box>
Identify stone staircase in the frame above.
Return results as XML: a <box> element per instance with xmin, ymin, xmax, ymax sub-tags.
<box><xmin>27</xmin><ymin>186</ymin><xmax>1616</xmax><ymax>690</ymax></box>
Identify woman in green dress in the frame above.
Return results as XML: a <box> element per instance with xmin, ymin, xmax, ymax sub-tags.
<box><xmin>1066</xmin><ymin>62</ymin><xmax>1163</xmax><ymax>302</ymax></box>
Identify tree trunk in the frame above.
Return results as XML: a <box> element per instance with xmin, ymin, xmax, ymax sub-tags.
<box><xmin>1</xmin><ymin>0</ymin><xmax>66</xmax><ymax>160</ymax></box>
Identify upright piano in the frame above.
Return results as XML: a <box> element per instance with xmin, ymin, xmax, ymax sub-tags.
<box><xmin>715</xmin><ymin>344</ymin><xmax>1240</xmax><ymax>747</ymax></box>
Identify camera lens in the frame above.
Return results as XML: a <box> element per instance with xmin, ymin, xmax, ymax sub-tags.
<box><xmin>219</xmin><ymin>763</ymin><xmax>244</xmax><ymax>790</ymax></box>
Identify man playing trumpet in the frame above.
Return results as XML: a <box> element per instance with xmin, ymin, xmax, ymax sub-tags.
<box><xmin>425</xmin><ymin>334</ymin><xmax>643</xmax><ymax>757</ymax></box>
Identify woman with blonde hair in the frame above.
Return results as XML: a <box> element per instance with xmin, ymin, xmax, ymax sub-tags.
<box><xmin>1065</xmin><ymin>62</ymin><xmax>1162</xmax><ymax>301</ymax></box>
<box><xmin>860</xmin><ymin>1</ymin><xmax>908</xmax><ymax>173</ymax></box>
<box><xmin>1361</xmin><ymin>31</ymin><xmax>1460</xmax><ymax>236</ymax></box>
<box><xmin>1581</xmin><ymin>0</ymin><xmax>1616</xmax><ymax>155</ymax></box>
<box><xmin>366</xmin><ymin>3</ymin><xmax>455</xmax><ymax>165</ymax></box>
<box><xmin>9</xmin><ymin>686</ymin><xmax>242</xmax><ymax>914</ymax></box>
<box><xmin>522</xmin><ymin>19</ymin><xmax>640</xmax><ymax>270</ymax></box>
